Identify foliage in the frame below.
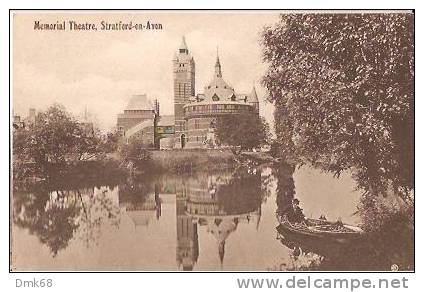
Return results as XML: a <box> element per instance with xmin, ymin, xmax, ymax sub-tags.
<box><xmin>262</xmin><ymin>13</ymin><xmax>414</xmax><ymax>197</ymax></box>
<box><xmin>13</xmin><ymin>104</ymin><xmax>104</xmax><ymax>176</ymax></box>
<box><xmin>355</xmin><ymin>192</ymin><xmax>414</xmax><ymax>270</ymax></box>
<box><xmin>214</xmin><ymin>113</ymin><xmax>270</xmax><ymax>154</ymax></box>
<box><xmin>119</xmin><ymin>138</ymin><xmax>152</xmax><ymax>171</ymax></box>
<box><xmin>357</xmin><ymin>192</ymin><xmax>414</xmax><ymax>233</ymax></box>
<box><xmin>101</xmin><ymin>130</ymin><xmax>121</xmax><ymax>153</ymax></box>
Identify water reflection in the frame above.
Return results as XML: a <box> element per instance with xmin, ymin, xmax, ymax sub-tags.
<box><xmin>178</xmin><ymin>170</ymin><xmax>264</xmax><ymax>270</ymax></box>
<box><xmin>13</xmin><ymin>185</ymin><xmax>120</xmax><ymax>257</ymax></box>
<box><xmin>117</xmin><ymin>170</ymin><xmax>266</xmax><ymax>270</ymax></box>
<box><xmin>11</xmin><ymin>164</ymin><xmax>413</xmax><ymax>271</ymax></box>
<box><xmin>12</xmin><ymin>167</ymin><xmax>272</xmax><ymax>270</ymax></box>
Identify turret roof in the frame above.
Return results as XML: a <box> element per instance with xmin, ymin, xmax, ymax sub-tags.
<box><xmin>179</xmin><ymin>36</ymin><xmax>188</xmax><ymax>51</ymax></box>
<box><xmin>249</xmin><ymin>86</ymin><xmax>259</xmax><ymax>102</ymax></box>
<box><xmin>202</xmin><ymin>55</ymin><xmax>237</xmax><ymax>101</ymax></box>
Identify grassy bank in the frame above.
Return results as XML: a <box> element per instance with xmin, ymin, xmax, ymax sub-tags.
<box><xmin>149</xmin><ymin>149</ymin><xmax>236</xmax><ymax>174</ymax></box>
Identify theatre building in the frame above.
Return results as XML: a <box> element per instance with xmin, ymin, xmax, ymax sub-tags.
<box><xmin>116</xmin><ymin>37</ymin><xmax>260</xmax><ymax>149</ymax></box>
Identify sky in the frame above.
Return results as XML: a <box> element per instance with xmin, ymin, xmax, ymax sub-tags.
<box><xmin>13</xmin><ymin>11</ymin><xmax>280</xmax><ymax>131</ymax></box>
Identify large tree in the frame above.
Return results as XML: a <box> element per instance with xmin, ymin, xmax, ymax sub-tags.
<box><xmin>13</xmin><ymin>104</ymin><xmax>103</xmax><ymax>175</ymax></box>
<box><xmin>214</xmin><ymin>113</ymin><xmax>270</xmax><ymax>154</ymax></box>
<box><xmin>262</xmin><ymin>13</ymin><xmax>414</xmax><ymax>198</ymax></box>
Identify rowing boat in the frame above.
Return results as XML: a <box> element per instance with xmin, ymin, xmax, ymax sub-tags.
<box><xmin>276</xmin><ymin>214</ymin><xmax>363</xmax><ymax>244</ymax></box>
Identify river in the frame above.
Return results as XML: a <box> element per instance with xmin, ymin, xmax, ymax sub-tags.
<box><xmin>11</xmin><ymin>164</ymin><xmax>413</xmax><ymax>271</ymax></box>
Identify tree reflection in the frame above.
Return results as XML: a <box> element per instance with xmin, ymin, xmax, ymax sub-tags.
<box><xmin>274</xmin><ymin>163</ymin><xmax>296</xmax><ymax>214</ymax></box>
<box><xmin>274</xmin><ymin>163</ymin><xmax>414</xmax><ymax>271</ymax></box>
<box><xmin>118</xmin><ymin>174</ymin><xmax>162</xmax><ymax>227</ymax></box>
<box><xmin>13</xmin><ymin>188</ymin><xmax>80</xmax><ymax>257</ymax></box>
<box><xmin>75</xmin><ymin>188</ymin><xmax>121</xmax><ymax>248</ymax></box>
<box><xmin>13</xmin><ymin>177</ymin><xmax>121</xmax><ymax>257</ymax></box>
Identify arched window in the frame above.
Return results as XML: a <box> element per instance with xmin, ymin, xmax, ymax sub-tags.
<box><xmin>212</xmin><ymin>94</ymin><xmax>219</xmax><ymax>101</ymax></box>
<box><xmin>231</xmin><ymin>94</ymin><xmax>236</xmax><ymax>101</ymax></box>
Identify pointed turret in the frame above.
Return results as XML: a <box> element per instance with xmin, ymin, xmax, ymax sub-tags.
<box><xmin>179</xmin><ymin>36</ymin><xmax>188</xmax><ymax>54</ymax></box>
<box><xmin>215</xmin><ymin>48</ymin><xmax>222</xmax><ymax>77</ymax></box>
<box><xmin>250</xmin><ymin>86</ymin><xmax>259</xmax><ymax>102</ymax></box>
<box><xmin>249</xmin><ymin>86</ymin><xmax>259</xmax><ymax>113</ymax></box>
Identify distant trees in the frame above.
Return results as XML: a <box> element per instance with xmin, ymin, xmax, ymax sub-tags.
<box><xmin>262</xmin><ymin>13</ymin><xmax>414</xmax><ymax>198</ymax></box>
<box><xmin>214</xmin><ymin>113</ymin><xmax>270</xmax><ymax>154</ymax></box>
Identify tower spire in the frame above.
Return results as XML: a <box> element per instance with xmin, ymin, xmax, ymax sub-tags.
<box><xmin>215</xmin><ymin>46</ymin><xmax>222</xmax><ymax>78</ymax></box>
<box><xmin>179</xmin><ymin>36</ymin><xmax>188</xmax><ymax>54</ymax></box>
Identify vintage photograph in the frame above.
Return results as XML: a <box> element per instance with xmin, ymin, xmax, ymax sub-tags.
<box><xmin>11</xmin><ymin>10</ymin><xmax>414</xmax><ymax>271</ymax></box>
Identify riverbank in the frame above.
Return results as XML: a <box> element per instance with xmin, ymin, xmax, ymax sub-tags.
<box><xmin>13</xmin><ymin>149</ymin><xmax>276</xmax><ymax>184</ymax></box>
<box><xmin>148</xmin><ymin>149</ymin><xmax>236</xmax><ymax>173</ymax></box>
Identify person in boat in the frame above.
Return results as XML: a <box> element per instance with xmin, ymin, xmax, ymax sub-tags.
<box><xmin>287</xmin><ymin>198</ymin><xmax>306</xmax><ymax>224</ymax></box>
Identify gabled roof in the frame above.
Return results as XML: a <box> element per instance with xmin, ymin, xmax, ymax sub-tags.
<box><xmin>126</xmin><ymin>94</ymin><xmax>154</xmax><ymax>111</ymax></box>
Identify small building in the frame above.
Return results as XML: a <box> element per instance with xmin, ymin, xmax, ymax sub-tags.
<box><xmin>117</xmin><ymin>94</ymin><xmax>158</xmax><ymax>147</ymax></box>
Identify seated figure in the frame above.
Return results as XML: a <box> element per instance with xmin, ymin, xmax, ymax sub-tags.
<box><xmin>287</xmin><ymin>198</ymin><xmax>306</xmax><ymax>224</ymax></box>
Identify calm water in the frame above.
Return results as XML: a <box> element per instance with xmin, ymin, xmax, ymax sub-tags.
<box><xmin>11</xmin><ymin>165</ymin><xmax>411</xmax><ymax>271</ymax></box>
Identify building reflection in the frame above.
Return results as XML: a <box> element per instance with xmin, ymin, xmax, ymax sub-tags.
<box><xmin>118</xmin><ymin>177</ymin><xmax>162</xmax><ymax>228</ymax></box>
<box><xmin>176</xmin><ymin>192</ymin><xmax>199</xmax><ymax>271</ymax></box>
<box><xmin>116</xmin><ymin>168</ymin><xmax>265</xmax><ymax>270</ymax></box>
<box><xmin>177</xmin><ymin>170</ymin><xmax>263</xmax><ymax>270</ymax></box>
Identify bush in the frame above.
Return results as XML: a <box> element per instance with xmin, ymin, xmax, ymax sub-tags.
<box><xmin>119</xmin><ymin>138</ymin><xmax>152</xmax><ymax>171</ymax></box>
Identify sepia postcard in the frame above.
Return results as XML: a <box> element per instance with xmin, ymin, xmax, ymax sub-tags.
<box><xmin>10</xmin><ymin>10</ymin><xmax>414</xmax><ymax>272</ymax></box>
